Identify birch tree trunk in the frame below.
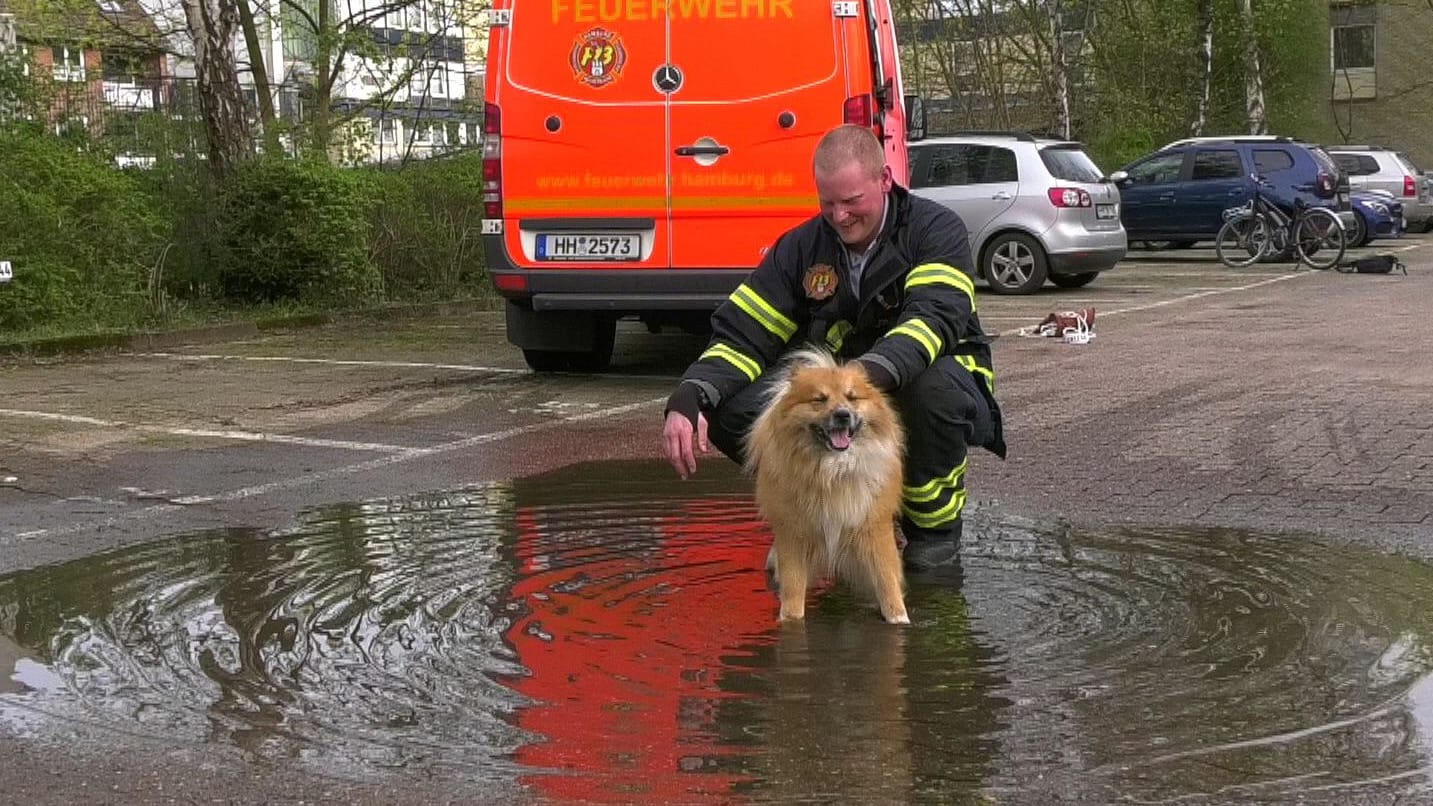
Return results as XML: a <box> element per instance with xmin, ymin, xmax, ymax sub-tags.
<box><xmin>181</xmin><ymin>0</ymin><xmax>252</xmax><ymax>179</ymax></box>
<box><xmin>1050</xmin><ymin>0</ymin><xmax>1071</xmax><ymax>139</ymax></box>
<box><xmin>1238</xmin><ymin>0</ymin><xmax>1268</xmax><ymax>134</ymax></box>
<box><xmin>1190</xmin><ymin>0</ymin><xmax>1214</xmax><ymax>136</ymax></box>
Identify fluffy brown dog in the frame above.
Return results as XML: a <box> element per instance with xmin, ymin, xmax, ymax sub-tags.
<box><xmin>744</xmin><ymin>349</ymin><xmax>908</xmax><ymax>624</ymax></box>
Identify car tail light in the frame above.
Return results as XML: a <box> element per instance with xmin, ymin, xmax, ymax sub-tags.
<box><xmin>842</xmin><ymin>94</ymin><xmax>884</xmax><ymax>141</ymax></box>
<box><xmin>482</xmin><ymin>102</ymin><xmax>502</xmax><ymax>220</ymax></box>
<box><xmin>1047</xmin><ymin>187</ymin><xmax>1092</xmax><ymax>208</ymax></box>
<box><xmin>1404</xmin><ymin>175</ymin><xmax>1417</xmax><ymax>197</ymax></box>
<box><xmin>1315</xmin><ymin>172</ymin><xmax>1336</xmax><ymax>198</ymax></box>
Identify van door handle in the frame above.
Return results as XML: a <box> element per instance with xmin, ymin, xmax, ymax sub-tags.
<box><xmin>675</xmin><ymin>145</ymin><xmax>731</xmax><ymax>157</ymax></box>
<box><xmin>991</xmin><ymin>192</ymin><xmax>1012</xmax><ymax>201</ymax></box>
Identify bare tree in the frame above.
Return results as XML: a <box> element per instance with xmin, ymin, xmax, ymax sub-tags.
<box><xmin>181</xmin><ymin>0</ymin><xmax>252</xmax><ymax>178</ymax></box>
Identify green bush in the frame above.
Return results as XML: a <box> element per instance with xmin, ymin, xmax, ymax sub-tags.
<box><xmin>365</xmin><ymin>153</ymin><xmax>490</xmax><ymax>301</ymax></box>
<box><xmin>215</xmin><ymin>157</ymin><xmax>380</xmax><ymax>305</ymax></box>
<box><xmin>0</xmin><ymin>131</ymin><xmax>167</xmax><ymax>331</ymax></box>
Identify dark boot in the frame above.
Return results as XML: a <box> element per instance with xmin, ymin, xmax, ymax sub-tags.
<box><xmin>899</xmin><ymin>518</ymin><xmax>963</xmax><ymax>573</ymax></box>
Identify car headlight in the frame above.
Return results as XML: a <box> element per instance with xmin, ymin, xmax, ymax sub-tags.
<box><xmin>1364</xmin><ymin>201</ymin><xmax>1389</xmax><ymax>216</ymax></box>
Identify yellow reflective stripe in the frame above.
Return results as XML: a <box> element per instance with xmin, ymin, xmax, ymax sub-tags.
<box><xmin>903</xmin><ymin>458</ymin><xmax>968</xmax><ymax>502</ymax></box>
<box><xmin>886</xmin><ymin>318</ymin><xmax>942</xmax><ymax>363</ymax></box>
<box><xmin>825</xmin><ymin>320</ymin><xmax>854</xmax><ymax>352</ymax></box>
<box><xmin>730</xmin><ymin>283</ymin><xmax>797</xmax><ymax>342</ymax></box>
<box><xmin>700</xmin><ymin>343</ymin><xmax>760</xmax><ymax>382</ymax></box>
<box><xmin>906</xmin><ymin>263</ymin><xmax>977</xmax><ymax>309</ymax></box>
<box><xmin>901</xmin><ymin>489</ymin><xmax>968</xmax><ymax>528</ymax></box>
<box><xmin>955</xmin><ymin>354</ymin><xmax>996</xmax><ymax>394</ymax></box>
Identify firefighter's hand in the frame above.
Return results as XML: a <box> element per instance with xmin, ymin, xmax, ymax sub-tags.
<box><xmin>663</xmin><ymin>410</ymin><xmax>710</xmax><ymax>480</ymax></box>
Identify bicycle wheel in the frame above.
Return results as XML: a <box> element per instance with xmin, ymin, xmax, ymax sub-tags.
<box><xmin>1295</xmin><ymin>208</ymin><xmax>1346</xmax><ymax>270</ymax></box>
<box><xmin>1215</xmin><ymin>215</ymin><xmax>1269</xmax><ymax>268</ymax></box>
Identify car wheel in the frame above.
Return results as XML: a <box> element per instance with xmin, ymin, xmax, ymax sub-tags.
<box><xmin>1346</xmin><ymin>211</ymin><xmax>1368</xmax><ymax>248</ymax></box>
<box><xmin>982</xmin><ymin>233</ymin><xmax>1048</xmax><ymax>295</ymax></box>
<box><xmin>1050</xmin><ymin>272</ymin><xmax>1099</xmax><ymax>289</ymax></box>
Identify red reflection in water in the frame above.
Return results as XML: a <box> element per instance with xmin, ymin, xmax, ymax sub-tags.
<box><xmin>504</xmin><ymin>498</ymin><xmax>778</xmax><ymax>803</ymax></box>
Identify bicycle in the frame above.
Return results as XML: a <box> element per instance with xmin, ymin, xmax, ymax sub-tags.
<box><xmin>1214</xmin><ymin>176</ymin><xmax>1347</xmax><ymax>270</ymax></box>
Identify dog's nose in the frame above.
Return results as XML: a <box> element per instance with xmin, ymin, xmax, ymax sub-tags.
<box><xmin>831</xmin><ymin>407</ymin><xmax>853</xmax><ymax>428</ymax></box>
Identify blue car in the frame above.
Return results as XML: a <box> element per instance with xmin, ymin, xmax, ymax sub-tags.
<box><xmin>1111</xmin><ymin>135</ymin><xmax>1355</xmax><ymax>247</ymax></box>
<box><xmin>1347</xmin><ymin>190</ymin><xmax>1405</xmax><ymax>247</ymax></box>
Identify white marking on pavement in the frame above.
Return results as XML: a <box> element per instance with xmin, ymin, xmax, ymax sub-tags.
<box><xmin>0</xmin><ymin>408</ymin><xmax>414</xmax><ymax>453</ymax></box>
<box><xmin>5</xmin><ymin>397</ymin><xmax>667</xmax><ymax>545</ymax></box>
<box><xmin>137</xmin><ymin>352</ymin><xmax>529</xmax><ymax>375</ymax></box>
<box><xmin>999</xmin><ymin>272</ymin><xmax>1308</xmax><ymax>336</ymax></box>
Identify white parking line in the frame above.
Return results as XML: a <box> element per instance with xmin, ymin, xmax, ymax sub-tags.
<box><xmin>4</xmin><ymin>397</ymin><xmax>666</xmax><ymax>545</ymax></box>
<box><xmin>998</xmin><ymin>271</ymin><xmax>1308</xmax><ymax>336</ymax></box>
<box><xmin>138</xmin><ymin>352</ymin><xmax>529</xmax><ymax>375</ymax></box>
<box><xmin>0</xmin><ymin>409</ymin><xmax>414</xmax><ymax>453</ymax></box>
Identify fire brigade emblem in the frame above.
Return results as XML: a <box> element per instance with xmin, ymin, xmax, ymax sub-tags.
<box><xmin>570</xmin><ymin>28</ymin><xmax>627</xmax><ymax>88</ymax></box>
<box><xmin>803</xmin><ymin>264</ymin><xmax>839</xmax><ymax>300</ymax></box>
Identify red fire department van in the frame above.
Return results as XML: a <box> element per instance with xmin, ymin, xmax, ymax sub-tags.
<box><xmin>481</xmin><ymin>0</ymin><xmax>926</xmax><ymax>371</ymax></box>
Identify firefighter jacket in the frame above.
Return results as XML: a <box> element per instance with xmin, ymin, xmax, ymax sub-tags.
<box><xmin>678</xmin><ymin>183</ymin><xmax>1004</xmax><ymax>456</ymax></box>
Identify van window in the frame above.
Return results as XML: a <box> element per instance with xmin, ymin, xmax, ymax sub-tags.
<box><xmin>1253</xmin><ymin>149</ymin><xmax>1295</xmax><ymax>175</ymax></box>
<box><xmin>1040</xmin><ymin>146</ymin><xmax>1104</xmax><ymax>183</ymax></box>
<box><xmin>1190</xmin><ymin>150</ymin><xmax>1243</xmax><ymax>180</ymax></box>
<box><xmin>928</xmin><ymin>145</ymin><xmax>1018</xmax><ymax>186</ymax></box>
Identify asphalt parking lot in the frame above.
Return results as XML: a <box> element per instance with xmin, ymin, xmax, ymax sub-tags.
<box><xmin>2</xmin><ymin>235</ymin><xmax>1431</xmax><ymax>576</ymax></box>
<box><xmin>2</xmin><ymin>235</ymin><xmax>1433</xmax><ymax>804</ymax></box>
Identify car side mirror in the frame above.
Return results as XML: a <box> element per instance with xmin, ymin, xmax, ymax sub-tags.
<box><xmin>904</xmin><ymin>94</ymin><xmax>927</xmax><ymax>142</ymax></box>
<box><xmin>1107</xmin><ymin>170</ymin><xmax>1129</xmax><ymax>184</ymax></box>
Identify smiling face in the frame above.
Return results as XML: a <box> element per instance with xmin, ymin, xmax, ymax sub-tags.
<box><xmin>779</xmin><ymin>362</ymin><xmax>885</xmax><ymax>454</ymax></box>
<box><xmin>815</xmin><ymin>161</ymin><xmax>892</xmax><ymax>252</ymax></box>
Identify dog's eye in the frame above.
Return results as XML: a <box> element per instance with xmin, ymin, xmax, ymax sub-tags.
<box><xmin>810</xmin><ymin>393</ymin><xmax>829</xmax><ymax>405</ymax></box>
<box><xmin>845</xmin><ymin>388</ymin><xmax>861</xmax><ymax>400</ymax></box>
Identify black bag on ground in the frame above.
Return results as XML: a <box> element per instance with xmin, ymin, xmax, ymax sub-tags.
<box><xmin>1335</xmin><ymin>254</ymin><xmax>1407</xmax><ymax>275</ymax></box>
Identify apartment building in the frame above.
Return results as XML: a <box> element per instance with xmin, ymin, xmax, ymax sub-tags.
<box><xmin>0</xmin><ymin>0</ymin><xmax>169</xmax><ymax>141</ymax></box>
<box><xmin>1324</xmin><ymin>0</ymin><xmax>1433</xmax><ymax>167</ymax></box>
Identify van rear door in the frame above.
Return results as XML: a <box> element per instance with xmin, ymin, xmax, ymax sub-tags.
<box><xmin>495</xmin><ymin>8</ymin><xmax>667</xmax><ymax>267</ymax></box>
<box><xmin>666</xmin><ymin>0</ymin><xmax>873</xmax><ymax>269</ymax></box>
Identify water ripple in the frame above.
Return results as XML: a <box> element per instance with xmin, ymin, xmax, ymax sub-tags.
<box><xmin>2</xmin><ymin>462</ymin><xmax>1433</xmax><ymax>803</ymax></box>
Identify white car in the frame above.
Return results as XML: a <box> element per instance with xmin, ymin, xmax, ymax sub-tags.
<box><xmin>1326</xmin><ymin>145</ymin><xmax>1432</xmax><ymax>232</ymax></box>
<box><xmin>909</xmin><ymin>132</ymin><xmax>1128</xmax><ymax>295</ymax></box>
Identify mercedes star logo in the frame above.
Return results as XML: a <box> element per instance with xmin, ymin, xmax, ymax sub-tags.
<box><xmin>653</xmin><ymin>64</ymin><xmax>683</xmax><ymax>94</ymax></box>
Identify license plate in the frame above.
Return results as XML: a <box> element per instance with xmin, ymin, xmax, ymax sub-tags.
<box><xmin>1096</xmin><ymin>203</ymin><xmax>1117</xmax><ymax>220</ymax></box>
<box><xmin>536</xmin><ymin>233</ymin><xmax>640</xmax><ymax>261</ymax></box>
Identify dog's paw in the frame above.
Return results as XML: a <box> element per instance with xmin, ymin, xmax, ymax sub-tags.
<box><xmin>883</xmin><ymin>610</ymin><xmax>910</xmax><ymax>625</ymax></box>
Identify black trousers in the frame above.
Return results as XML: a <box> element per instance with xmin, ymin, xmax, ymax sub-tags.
<box><xmin>708</xmin><ymin>356</ymin><xmax>997</xmax><ymax>545</ymax></box>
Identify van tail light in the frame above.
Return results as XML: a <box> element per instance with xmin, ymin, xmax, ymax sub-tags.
<box><xmin>1404</xmin><ymin>175</ymin><xmax>1417</xmax><ymax>197</ymax></box>
<box><xmin>842</xmin><ymin>94</ymin><xmax>884</xmax><ymax>141</ymax></box>
<box><xmin>1047</xmin><ymin>187</ymin><xmax>1092</xmax><ymax>208</ymax></box>
<box><xmin>482</xmin><ymin>102</ymin><xmax>502</xmax><ymax>220</ymax></box>
<box><xmin>843</xmin><ymin>94</ymin><xmax>872</xmax><ymax>127</ymax></box>
<box><xmin>1315</xmin><ymin>172</ymin><xmax>1336</xmax><ymax>198</ymax></box>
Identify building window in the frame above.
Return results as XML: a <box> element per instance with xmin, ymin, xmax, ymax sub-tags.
<box><xmin>379</xmin><ymin>118</ymin><xmax>397</xmax><ymax>144</ymax></box>
<box><xmin>1333</xmin><ymin>24</ymin><xmax>1374</xmax><ymax>71</ymax></box>
<box><xmin>51</xmin><ymin>46</ymin><xmax>86</xmax><ymax>82</ymax></box>
<box><xmin>1330</xmin><ymin>4</ymin><xmax>1375</xmax><ymax>100</ymax></box>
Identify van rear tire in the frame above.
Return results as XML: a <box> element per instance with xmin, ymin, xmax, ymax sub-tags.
<box><xmin>521</xmin><ymin>320</ymin><xmax>615</xmax><ymax>372</ymax></box>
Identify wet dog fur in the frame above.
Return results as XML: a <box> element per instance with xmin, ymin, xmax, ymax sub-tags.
<box><xmin>744</xmin><ymin>349</ymin><xmax>908</xmax><ymax>624</ymax></box>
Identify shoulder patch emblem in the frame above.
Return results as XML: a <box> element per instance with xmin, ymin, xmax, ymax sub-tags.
<box><xmin>803</xmin><ymin>264</ymin><xmax>838</xmax><ymax>301</ymax></box>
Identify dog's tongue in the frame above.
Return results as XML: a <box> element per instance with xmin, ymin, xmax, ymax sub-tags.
<box><xmin>828</xmin><ymin>428</ymin><xmax>852</xmax><ymax>450</ymax></box>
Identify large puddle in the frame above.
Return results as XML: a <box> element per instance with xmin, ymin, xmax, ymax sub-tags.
<box><xmin>4</xmin><ymin>460</ymin><xmax>1433</xmax><ymax>802</ymax></box>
